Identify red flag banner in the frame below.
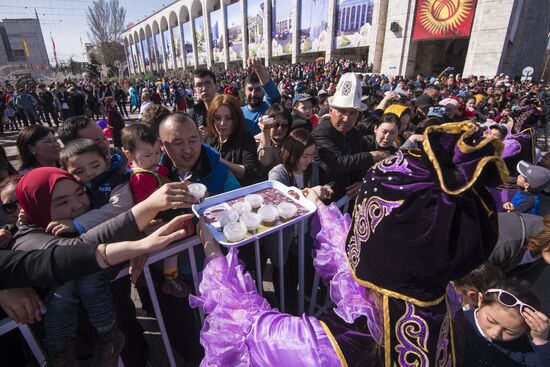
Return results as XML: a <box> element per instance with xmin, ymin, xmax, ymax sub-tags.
<box><xmin>412</xmin><ymin>0</ymin><xmax>477</xmax><ymax>41</ymax></box>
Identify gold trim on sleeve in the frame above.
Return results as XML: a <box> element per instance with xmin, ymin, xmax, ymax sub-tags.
<box><xmin>383</xmin><ymin>295</ymin><xmax>391</xmax><ymax>367</ymax></box>
<box><xmin>319</xmin><ymin>320</ymin><xmax>349</xmax><ymax>367</ymax></box>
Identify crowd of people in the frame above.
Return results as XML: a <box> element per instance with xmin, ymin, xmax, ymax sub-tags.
<box><xmin>0</xmin><ymin>56</ymin><xmax>550</xmax><ymax>366</ymax></box>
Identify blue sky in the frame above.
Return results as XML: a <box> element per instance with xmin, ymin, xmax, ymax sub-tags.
<box><xmin>226</xmin><ymin>2</ymin><xmax>242</xmax><ymax>29</ymax></box>
<box><xmin>2</xmin><ymin>0</ymin><xmax>169</xmax><ymax>63</ymax></box>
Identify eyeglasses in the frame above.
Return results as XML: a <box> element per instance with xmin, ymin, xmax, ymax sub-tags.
<box><xmin>1</xmin><ymin>201</ymin><xmax>18</xmax><ymax>214</ymax></box>
<box><xmin>485</xmin><ymin>289</ymin><xmax>537</xmax><ymax>318</ymax></box>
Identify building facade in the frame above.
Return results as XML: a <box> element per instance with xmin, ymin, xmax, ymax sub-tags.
<box><xmin>0</xmin><ymin>18</ymin><xmax>49</xmax><ymax>72</ymax></box>
<box><xmin>122</xmin><ymin>0</ymin><xmax>550</xmax><ymax>79</ymax></box>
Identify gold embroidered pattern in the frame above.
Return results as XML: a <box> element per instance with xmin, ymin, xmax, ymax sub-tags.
<box><xmin>394</xmin><ymin>303</ymin><xmax>429</xmax><ymax>367</ymax></box>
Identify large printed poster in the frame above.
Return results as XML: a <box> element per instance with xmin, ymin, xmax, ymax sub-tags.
<box><xmin>172</xmin><ymin>26</ymin><xmax>182</xmax><ymax>68</ymax></box>
<box><xmin>210</xmin><ymin>9</ymin><xmax>224</xmax><ymax>63</ymax></box>
<box><xmin>300</xmin><ymin>0</ymin><xmax>329</xmax><ymax>53</ymax></box>
<box><xmin>227</xmin><ymin>2</ymin><xmax>243</xmax><ymax>61</ymax></box>
<box><xmin>412</xmin><ymin>0</ymin><xmax>477</xmax><ymax>40</ymax></box>
<box><xmin>127</xmin><ymin>45</ymin><xmax>134</xmax><ymax>73</ymax></box>
<box><xmin>334</xmin><ymin>0</ymin><xmax>373</xmax><ymax>49</ymax></box>
<box><xmin>182</xmin><ymin>21</ymin><xmax>194</xmax><ymax>67</ymax></box>
<box><xmin>135</xmin><ymin>41</ymin><xmax>144</xmax><ymax>71</ymax></box>
<box><xmin>163</xmin><ymin>30</ymin><xmax>173</xmax><ymax>69</ymax></box>
<box><xmin>147</xmin><ymin>36</ymin><xmax>156</xmax><ymax>71</ymax></box>
<box><xmin>194</xmin><ymin>16</ymin><xmax>207</xmax><ymax>65</ymax></box>
<box><xmin>131</xmin><ymin>44</ymin><xmax>138</xmax><ymax>71</ymax></box>
<box><xmin>247</xmin><ymin>0</ymin><xmax>265</xmax><ymax>57</ymax></box>
<box><xmin>271</xmin><ymin>0</ymin><xmax>292</xmax><ymax>56</ymax></box>
<box><xmin>140</xmin><ymin>39</ymin><xmax>150</xmax><ymax>71</ymax></box>
<box><xmin>155</xmin><ymin>33</ymin><xmax>164</xmax><ymax>67</ymax></box>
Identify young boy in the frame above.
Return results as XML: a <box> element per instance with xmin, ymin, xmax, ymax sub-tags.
<box><xmin>504</xmin><ymin>161</ymin><xmax>550</xmax><ymax>215</ymax></box>
<box><xmin>122</xmin><ymin>123</ymin><xmax>191</xmax><ymax>298</ymax></box>
<box><xmin>60</xmin><ymin>139</ymin><xmax>134</xmax><ymax>233</ymax></box>
<box><xmin>291</xmin><ymin>94</ymin><xmax>318</xmax><ymax>131</ymax></box>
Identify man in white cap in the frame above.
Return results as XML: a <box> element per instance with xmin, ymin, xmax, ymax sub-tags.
<box><xmin>312</xmin><ymin>73</ymin><xmax>389</xmax><ymax>200</ymax></box>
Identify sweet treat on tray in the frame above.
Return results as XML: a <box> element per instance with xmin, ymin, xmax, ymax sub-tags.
<box><xmin>217</xmin><ymin>209</ymin><xmax>239</xmax><ymax>229</ymax></box>
<box><xmin>188</xmin><ymin>183</ymin><xmax>207</xmax><ymax>202</ymax></box>
<box><xmin>223</xmin><ymin>221</ymin><xmax>248</xmax><ymax>242</ymax></box>
<box><xmin>232</xmin><ymin>201</ymin><xmax>252</xmax><ymax>215</ymax></box>
<box><xmin>245</xmin><ymin>194</ymin><xmax>263</xmax><ymax>211</ymax></box>
<box><xmin>240</xmin><ymin>212</ymin><xmax>262</xmax><ymax>234</ymax></box>
<box><xmin>277</xmin><ymin>202</ymin><xmax>298</xmax><ymax>222</ymax></box>
<box><xmin>257</xmin><ymin>205</ymin><xmax>279</xmax><ymax>226</ymax></box>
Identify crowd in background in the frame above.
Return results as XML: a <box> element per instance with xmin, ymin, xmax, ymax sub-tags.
<box><xmin>0</xmin><ymin>57</ymin><xmax>550</xmax><ymax>366</ymax></box>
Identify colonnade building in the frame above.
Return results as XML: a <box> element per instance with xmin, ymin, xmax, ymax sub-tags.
<box><xmin>122</xmin><ymin>0</ymin><xmax>549</xmax><ymax>79</ymax></box>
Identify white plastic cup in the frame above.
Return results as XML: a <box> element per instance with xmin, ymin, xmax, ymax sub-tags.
<box><xmin>218</xmin><ymin>209</ymin><xmax>239</xmax><ymax>229</ymax></box>
<box><xmin>188</xmin><ymin>183</ymin><xmax>207</xmax><ymax>202</ymax></box>
<box><xmin>240</xmin><ymin>212</ymin><xmax>262</xmax><ymax>234</ymax></box>
<box><xmin>223</xmin><ymin>221</ymin><xmax>248</xmax><ymax>242</ymax></box>
<box><xmin>245</xmin><ymin>194</ymin><xmax>263</xmax><ymax>211</ymax></box>
<box><xmin>257</xmin><ymin>205</ymin><xmax>279</xmax><ymax>226</ymax></box>
<box><xmin>277</xmin><ymin>202</ymin><xmax>298</xmax><ymax>222</ymax></box>
<box><xmin>232</xmin><ymin>201</ymin><xmax>252</xmax><ymax>215</ymax></box>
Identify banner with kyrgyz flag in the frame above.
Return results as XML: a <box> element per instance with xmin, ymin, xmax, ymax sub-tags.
<box><xmin>412</xmin><ymin>0</ymin><xmax>477</xmax><ymax>41</ymax></box>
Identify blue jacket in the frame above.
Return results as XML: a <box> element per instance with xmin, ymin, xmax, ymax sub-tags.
<box><xmin>161</xmin><ymin>144</ymin><xmax>240</xmax><ymax>196</ymax></box>
<box><xmin>241</xmin><ymin>79</ymin><xmax>281</xmax><ymax>135</ymax></box>
<box><xmin>511</xmin><ymin>191</ymin><xmax>540</xmax><ymax>215</ymax></box>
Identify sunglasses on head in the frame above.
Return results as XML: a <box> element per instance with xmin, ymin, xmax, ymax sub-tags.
<box><xmin>485</xmin><ymin>289</ymin><xmax>537</xmax><ymax>318</ymax></box>
<box><xmin>0</xmin><ymin>201</ymin><xmax>18</xmax><ymax>214</ymax></box>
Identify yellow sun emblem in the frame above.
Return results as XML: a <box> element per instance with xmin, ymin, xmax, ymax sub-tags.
<box><xmin>419</xmin><ymin>0</ymin><xmax>475</xmax><ymax>35</ymax></box>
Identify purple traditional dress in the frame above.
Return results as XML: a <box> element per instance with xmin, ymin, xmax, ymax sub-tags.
<box><xmin>190</xmin><ymin>122</ymin><xmax>509</xmax><ymax>367</ymax></box>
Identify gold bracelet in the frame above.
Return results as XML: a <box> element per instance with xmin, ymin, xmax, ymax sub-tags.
<box><xmin>98</xmin><ymin>244</ymin><xmax>111</xmax><ymax>267</ymax></box>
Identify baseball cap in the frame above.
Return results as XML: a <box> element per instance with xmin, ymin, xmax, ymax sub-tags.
<box><xmin>517</xmin><ymin>160</ymin><xmax>550</xmax><ymax>192</ymax></box>
<box><xmin>427</xmin><ymin>106</ymin><xmax>445</xmax><ymax>119</ymax></box>
<box><xmin>292</xmin><ymin>93</ymin><xmax>316</xmax><ymax>107</ymax></box>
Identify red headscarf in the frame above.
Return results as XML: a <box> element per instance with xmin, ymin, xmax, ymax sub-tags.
<box><xmin>16</xmin><ymin>167</ymin><xmax>78</xmax><ymax>229</ymax></box>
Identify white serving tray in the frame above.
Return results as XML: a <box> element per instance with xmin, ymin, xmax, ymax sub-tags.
<box><xmin>192</xmin><ymin>180</ymin><xmax>317</xmax><ymax>247</ymax></box>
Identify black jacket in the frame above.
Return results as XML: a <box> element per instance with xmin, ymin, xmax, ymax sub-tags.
<box><xmin>312</xmin><ymin>117</ymin><xmax>374</xmax><ymax>200</ymax></box>
<box><xmin>39</xmin><ymin>90</ymin><xmax>54</xmax><ymax>108</ymax></box>
<box><xmin>187</xmin><ymin>100</ymin><xmax>208</xmax><ymax>128</ymax></box>
<box><xmin>205</xmin><ymin>130</ymin><xmax>259</xmax><ymax>187</ymax></box>
<box><xmin>5</xmin><ymin>210</ymin><xmax>142</xmax><ymax>288</ymax></box>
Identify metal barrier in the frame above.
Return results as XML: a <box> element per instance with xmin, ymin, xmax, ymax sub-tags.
<box><xmin>1</xmin><ymin>198</ymin><xmax>351</xmax><ymax>367</ymax></box>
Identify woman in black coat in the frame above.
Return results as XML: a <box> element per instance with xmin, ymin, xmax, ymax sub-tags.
<box><xmin>204</xmin><ymin>94</ymin><xmax>259</xmax><ymax>187</ymax></box>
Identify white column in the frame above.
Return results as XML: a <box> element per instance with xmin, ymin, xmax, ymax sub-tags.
<box><xmin>325</xmin><ymin>0</ymin><xmax>336</xmax><ymax>61</ymax></box>
<box><xmin>291</xmin><ymin>0</ymin><xmax>299</xmax><ymax>63</ymax></box>
<box><xmin>241</xmin><ymin>0</ymin><xmax>249</xmax><ymax>67</ymax></box>
<box><xmin>221</xmin><ymin>0</ymin><xmax>229</xmax><ymax>69</ymax></box>
<box><xmin>203</xmin><ymin>3</ymin><xmax>213</xmax><ymax>68</ymax></box>
<box><xmin>369</xmin><ymin>0</ymin><xmax>389</xmax><ymax>73</ymax></box>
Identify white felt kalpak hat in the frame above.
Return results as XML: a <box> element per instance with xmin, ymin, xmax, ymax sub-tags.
<box><xmin>328</xmin><ymin>73</ymin><xmax>367</xmax><ymax>111</ymax></box>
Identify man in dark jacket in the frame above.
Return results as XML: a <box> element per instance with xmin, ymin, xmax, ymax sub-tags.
<box><xmin>312</xmin><ymin>73</ymin><xmax>389</xmax><ymax>200</ymax></box>
<box><xmin>187</xmin><ymin>68</ymin><xmax>218</xmax><ymax>130</ymax></box>
<box><xmin>38</xmin><ymin>84</ymin><xmax>58</xmax><ymax>126</ymax></box>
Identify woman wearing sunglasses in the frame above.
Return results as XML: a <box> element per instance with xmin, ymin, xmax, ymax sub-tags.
<box><xmin>463</xmin><ymin>279</ymin><xmax>550</xmax><ymax>366</ymax></box>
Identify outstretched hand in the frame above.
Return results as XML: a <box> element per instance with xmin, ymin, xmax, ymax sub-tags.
<box><xmin>145</xmin><ymin>182</ymin><xmax>198</xmax><ymax>212</ymax></box>
<box><xmin>139</xmin><ymin>214</ymin><xmax>194</xmax><ymax>253</ymax></box>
